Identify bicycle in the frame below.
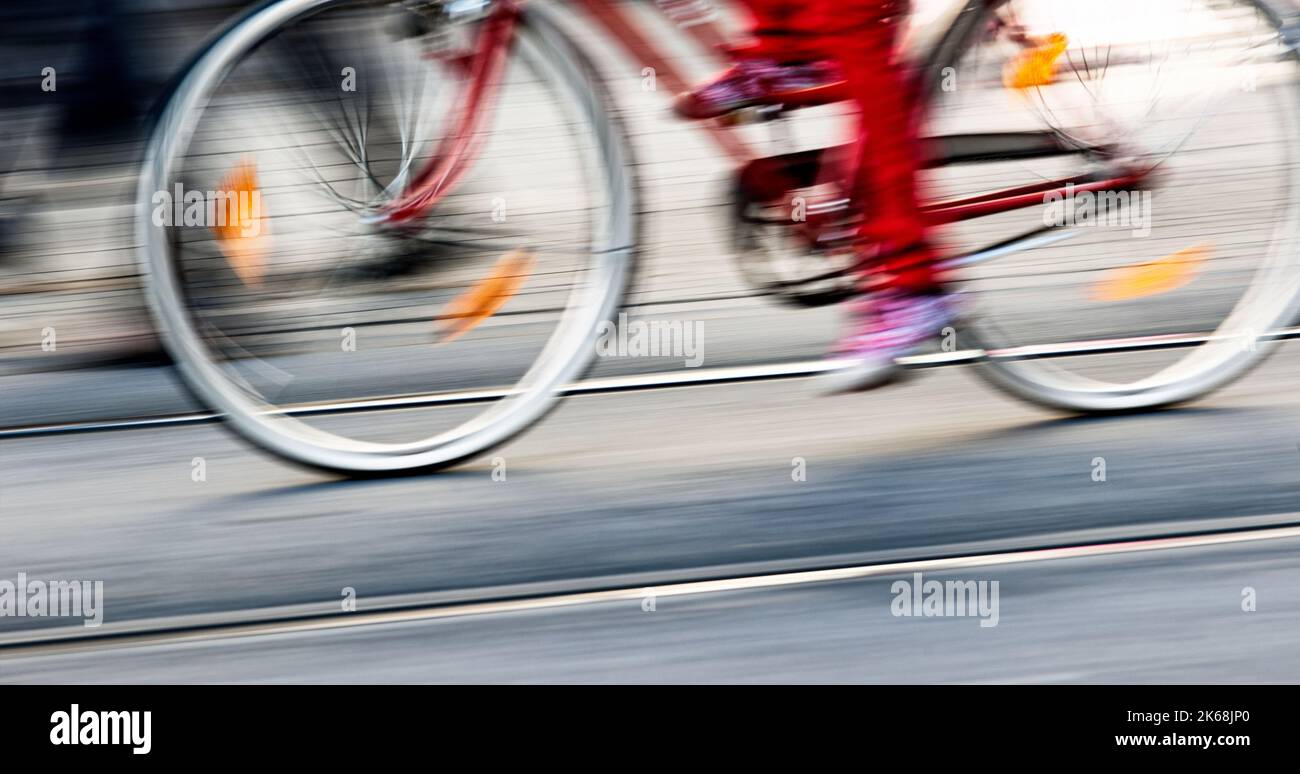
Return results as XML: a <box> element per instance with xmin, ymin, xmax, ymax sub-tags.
<box><xmin>136</xmin><ymin>0</ymin><xmax>1300</xmax><ymax>474</ymax></box>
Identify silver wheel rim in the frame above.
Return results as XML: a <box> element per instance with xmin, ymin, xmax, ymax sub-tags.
<box><xmin>967</xmin><ymin>1</ymin><xmax>1300</xmax><ymax>412</ymax></box>
<box><xmin>136</xmin><ymin>0</ymin><xmax>635</xmax><ymax>472</ymax></box>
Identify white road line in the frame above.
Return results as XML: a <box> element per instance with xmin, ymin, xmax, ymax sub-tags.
<box><xmin>6</xmin><ymin>324</ymin><xmax>1300</xmax><ymax>439</ymax></box>
<box><xmin>4</xmin><ymin>522</ymin><xmax>1299</xmax><ymax>657</ymax></box>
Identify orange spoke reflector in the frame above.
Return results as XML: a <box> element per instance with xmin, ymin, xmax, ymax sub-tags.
<box><xmin>1004</xmin><ymin>33</ymin><xmax>1069</xmax><ymax>90</ymax></box>
<box><xmin>1090</xmin><ymin>244</ymin><xmax>1210</xmax><ymax>302</ymax></box>
<box><xmin>434</xmin><ymin>249</ymin><xmax>536</xmax><ymax>344</ymax></box>
<box><xmin>212</xmin><ymin>157</ymin><xmax>268</xmax><ymax>287</ymax></box>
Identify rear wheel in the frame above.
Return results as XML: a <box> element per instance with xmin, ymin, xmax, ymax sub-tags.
<box><xmin>930</xmin><ymin>0</ymin><xmax>1300</xmax><ymax>412</ymax></box>
<box><xmin>136</xmin><ymin>0</ymin><xmax>636</xmax><ymax>474</ymax></box>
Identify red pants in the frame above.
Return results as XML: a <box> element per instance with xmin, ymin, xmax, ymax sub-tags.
<box><xmin>743</xmin><ymin>0</ymin><xmax>936</xmax><ymax>291</ymax></box>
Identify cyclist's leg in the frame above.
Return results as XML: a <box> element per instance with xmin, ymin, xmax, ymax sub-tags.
<box><xmin>818</xmin><ymin>0</ymin><xmax>956</xmax><ymax>393</ymax></box>
<box><xmin>822</xmin><ymin>0</ymin><xmax>939</xmax><ymax>293</ymax></box>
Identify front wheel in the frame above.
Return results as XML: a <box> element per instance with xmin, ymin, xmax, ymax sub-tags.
<box><xmin>136</xmin><ymin>0</ymin><xmax>636</xmax><ymax>474</ymax></box>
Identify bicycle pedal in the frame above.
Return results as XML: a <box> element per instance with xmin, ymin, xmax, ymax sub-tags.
<box><xmin>717</xmin><ymin>104</ymin><xmax>784</xmax><ymax>127</ymax></box>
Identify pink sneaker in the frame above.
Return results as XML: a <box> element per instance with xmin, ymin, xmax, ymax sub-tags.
<box><xmin>674</xmin><ymin>58</ymin><xmax>844</xmax><ymax>120</ymax></box>
<box><xmin>820</xmin><ymin>289</ymin><xmax>961</xmax><ymax>394</ymax></box>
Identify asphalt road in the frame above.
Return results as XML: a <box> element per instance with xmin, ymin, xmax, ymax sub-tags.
<box><xmin>4</xmin><ymin>339</ymin><xmax>1300</xmax><ymax>681</ymax></box>
<box><xmin>6</xmin><ymin>536</ymin><xmax>1297</xmax><ymax>683</ymax></box>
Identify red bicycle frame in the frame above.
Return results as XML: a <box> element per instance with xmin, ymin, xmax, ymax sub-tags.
<box><xmin>383</xmin><ymin>2</ymin><xmax>522</xmax><ymax>223</ymax></box>
<box><xmin>377</xmin><ymin>0</ymin><xmax>1147</xmax><ymax>233</ymax></box>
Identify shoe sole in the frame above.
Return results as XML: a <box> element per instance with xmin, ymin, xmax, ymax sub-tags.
<box><xmin>816</xmin><ymin>356</ymin><xmax>910</xmax><ymax>396</ymax></box>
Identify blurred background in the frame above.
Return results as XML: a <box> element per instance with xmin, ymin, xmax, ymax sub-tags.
<box><xmin>2</xmin><ymin>0</ymin><xmax>1300</xmax><ymax>683</ymax></box>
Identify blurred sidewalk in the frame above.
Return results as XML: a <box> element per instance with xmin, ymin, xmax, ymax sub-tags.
<box><xmin>0</xmin><ymin>0</ymin><xmax>763</xmax><ymax>374</ymax></box>
<box><xmin>0</xmin><ymin>1</ymin><xmax>258</xmax><ymax>371</ymax></box>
